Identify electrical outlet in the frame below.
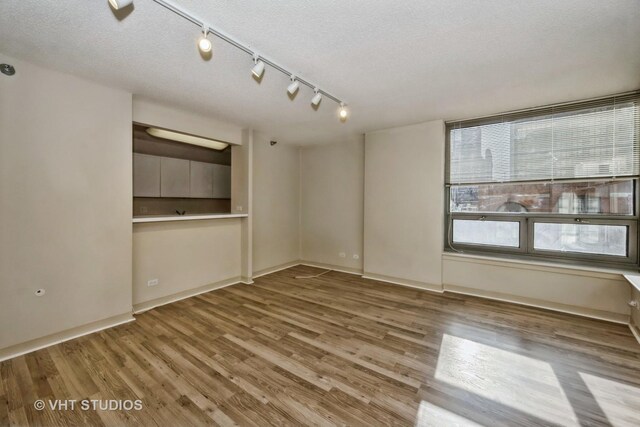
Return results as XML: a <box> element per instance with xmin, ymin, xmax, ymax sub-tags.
<box><xmin>339</xmin><ymin>252</ymin><xmax>346</xmax><ymax>258</ymax></box>
<box><xmin>147</xmin><ymin>279</ymin><xmax>159</xmax><ymax>287</ymax></box>
<box><xmin>353</xmin><ymin>254</ymin><xmax>360</xmax><ymax>260</ymax></box>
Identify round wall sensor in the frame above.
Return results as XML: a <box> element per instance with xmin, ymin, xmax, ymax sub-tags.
<box><xmin>35</xmin><ymin>289</ymin><xmax>45</xmax><ymax>296</ymax></box>
<box><xmin>1</xmin><ymin>64</ymin><xmax>16</xmax><ymax>76</ymax></box>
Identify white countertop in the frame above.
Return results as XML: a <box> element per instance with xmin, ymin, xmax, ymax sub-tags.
<box><xmin>623</xmin><ymin>274</ymin><xmax>640</xmax><ymax>292</ymax></box>
<box><xmin>132</xmin><ymin>213</ymin><xmax>248</xmax><ymax>223</ymax></box>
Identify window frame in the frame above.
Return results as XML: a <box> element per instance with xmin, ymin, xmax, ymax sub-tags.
<box><xmin>445</xmin><ymin>201</ymin><xmax>639</xmax><ymax>270</ymax></box>
<box><xmin>443</xmin><ymin>94</ymin><xmax>640</xmax><ymax>270</ymax></box>
<box><xmin>449</xmin><ymin>215</ymin><xmax>528</xmax><ymax>254</ymax></box>
<box><xmin>527</xmin><ymin>217</ymin><xmax>637</xmax><ymax>264</ymax></box>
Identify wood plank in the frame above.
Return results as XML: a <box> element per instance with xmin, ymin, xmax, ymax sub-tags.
<box><xmin>1</xmin><ymin>265</ymin><xmax>639</xmax><ymax>426</ymax></box>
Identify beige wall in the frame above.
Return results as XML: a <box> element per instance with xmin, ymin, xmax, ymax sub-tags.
<box><xmin>443</xmin><ymin>254</ymin><xmax>630</xmax><ymax>322</ymax></box>
<box><xmin>131</xmin><ymin>100</ymin><xmax>247</xmax><ymax>303</ymax></box>
<box><xmin>132</xmin><ymin>219</ymin><xmax>241</xmax><ymax>307</ymax></box>
<box><xmin>364</xmin><ymin>121</ymin><xmax>445</xmax><ymax>289</ymax></box>
<box><xmin>0</xmin><ymin>55</ymin><xmax>133</xmax><ymax>351</ymax></box>
<box><xmin>632</xmin><ymin>288</ymin><xmax>640</xmax><ymax>332</ymax></box>
<box><xmin>132</xmin><ymin>97</ymin><xmax>242</xmax><ymax>146</ymax></box>
<box><xmin>235</xmin><ymin>129</ymin><xmax>253</xmax><ymax>280</ymax></box>
<box><xmin>252</xmin><ymin>133</ymin><xmax>300</xmax><ymax>274</ymax></box>
<box><xmin>300</xmin><ymin>139</ymin><xmax>364</xmax><ymax>271</ymax></box>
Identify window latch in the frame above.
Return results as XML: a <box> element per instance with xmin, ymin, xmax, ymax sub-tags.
<box><xmin>575</xmin><ymin>218</ymin><xmax>590</xmax><ymax>223</ymax></box>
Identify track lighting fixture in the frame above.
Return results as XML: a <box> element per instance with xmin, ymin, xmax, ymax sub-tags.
<box><xmin>123</xmin><ymin>0</ymin><xmax>348</xmax><ymax>120</ymax></box>
<box><xmin>287</xmin><ymin>76</ymin><xmax>299</xmax><ymax>96</ymax></box>
<box><xmin>339</xmin><ymin>103</ymin><xmax>348</xmax><ymax>120</ymax></box>
<box><xmin>108</xmin><ymin>0</ymin><xmax>133</xmax><ymax>10</ymax></box>
<box><xmin>311</xmin><ymin>88</ymin><xmax>322</xmax><ymax>107</ymax></box>
<box><xmin>198</xmin><ymin>26</ymin><xmax>212</xmax><ymax>53</ymax></box>
<box><xmin>252</xmin><ymin>55</ymin><xmax>265</xmax><ymax>79</ymax></box>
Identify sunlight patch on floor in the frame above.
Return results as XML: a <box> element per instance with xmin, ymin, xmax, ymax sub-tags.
<box><xmin>435</xmin><ymin>334</ymin><xmax>579</xmax><ymax>426</ymax></box>
<box><xmin>414</xmin><ymin>400</ymin><xmax>484</xmax><ymax>427</ymax></box>
<box><xmin>580</xmin><ymin>372</ymin><xmax>640</xmax><ymax>426</ymax></box>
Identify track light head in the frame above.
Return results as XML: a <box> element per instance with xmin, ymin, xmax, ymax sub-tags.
<box><xmin>311</xmin><ymin>88</ymin><xmax>322</xmax><ymax>107</ymax></box>
<box><xmin>339</xmin><ymin>103</ymin><xmax>348</xmax><ymax>121</ymax></box>
<box><xmin>287</xmin><ymin>76</ymin><xmax>299</xmax><ymax>96</ymax></box>
<box><xmin>108</xmin><ymin>0</ymin><xmax>133</xmax><ymax>10</ymax></box>
<box><xmin>252</xmin><ymin>55</ymin><xmax>265</xmax><ymax>78</ymax></box>
<box><xmin>198</xmin><ymin>26</ymin><xmax>212</xmax><ymax>53</ymax></box>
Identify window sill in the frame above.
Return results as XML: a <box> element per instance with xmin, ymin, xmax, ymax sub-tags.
<box><xmin>623</xmin><ymin>274</ymin><xmax>640</xmax><ymax>292</ymax></box>
<box><xmin>442</xmin><ymin>251</ymin><xmax>635</xmax><ymax>279</ymax></box>
<box><xmin>132</xmin><ymin>213</ymin><xmax>248</xmax><ymax>223</ymax></box>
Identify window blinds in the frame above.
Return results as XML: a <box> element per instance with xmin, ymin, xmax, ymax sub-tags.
<box><xmin>447</xmin><ymin>93</ymin><xmax>640</xmax><ymax>185</ymax></box>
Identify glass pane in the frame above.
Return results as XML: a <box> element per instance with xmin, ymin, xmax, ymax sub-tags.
<box><xmin>533</xmin><ymin>223</ymin><xmax>627</xmax><ymax>257</ymax></box>
<box><xmin>453</xmin><ymin>220</ymin><xmax>520</xmax><ymax>247</ymax></box>
<box><xmin>450</xmin><ymin>180</ymin><xmax>634</xmax><ymax>215</ymax></box>
<box><xmin>448</xmin><ymin>101</ymin><xmax>639</xmax><ymax>184</ymax></box>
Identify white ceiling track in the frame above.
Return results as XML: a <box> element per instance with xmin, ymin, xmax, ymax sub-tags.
<box><xmin>146</xmin><ymin>0</ymin><xmax>347</xmax><ymax>111</ymax></box>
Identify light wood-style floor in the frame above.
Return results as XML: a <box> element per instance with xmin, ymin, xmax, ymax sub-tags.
<box><xmin>1</xmin><ymin>265</ymin><xmax>640</xmax><ymax>426</ymax></box>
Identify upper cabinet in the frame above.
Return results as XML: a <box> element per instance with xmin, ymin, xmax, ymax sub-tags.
<box><xmin>133</xmin><ymin>153</ymin><xmax>160</xmax><ymax>197</ymax></box>
<box><xmin>190</xmin><ymin>161</ymin><xmax>214</xmax><ymax>198</ymax></box>
<box><xmin>133</xmin><ymin>154</ymin><xmax>231</xmax><ymax>199</ymax></box>
<box><xmin>160</xmin><ymin>157</ymin><xmax>190</xmax><ymax>197</ymax></box>
<box><xmin>212</xmin><ymin>164</ymin><xmax>231</xmax><ymax>198</ymax></box>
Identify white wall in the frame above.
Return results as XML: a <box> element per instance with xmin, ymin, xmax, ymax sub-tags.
<box><xmin>364</xmin><ymin>121</ymin><xmax>445</xmax><ymax>290</ymax></box>
<box><xmin>252</xmin><ymin>134</ymin><xmax>300</xmax><ymax>274</ymax></box>
<box><xmin>132</xmin><ymin>219</ymin><xmax>241</xmax><ymax>309</ymax></box>
<box><xmin>443</xmin><ymin>254</ymin><xmax>630</xmax><ymax>322</ymax></box>
<box><xmin>300</xmin><ymin>139</ymin><xmax>364</xmax><ymax>272</ymax></box>
<box><xmin>632</xmin><ymin>287</ymin><xmax>640</xmax><ymax>333</ymax></box>
<box><xmin>0</xmin><ymin>55</ymin><xmax>133</xmax><ymax>354</ymax></box>
<box><xmin>132</xmin><ymin>97</ymin><xmax>242</xmax><ymax>146</ymax></box>
<box><xmin>1</xmin><ymin>55</ymin><xmax>633</xmax><ymax>361</ymax></box>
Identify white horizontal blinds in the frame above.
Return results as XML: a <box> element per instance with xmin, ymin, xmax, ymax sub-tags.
<box><xmin>448</xmin><ymin>94</ymin><xmax>640</xmax><ymax>184</ymax></box>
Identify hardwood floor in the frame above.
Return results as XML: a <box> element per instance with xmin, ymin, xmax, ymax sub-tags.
<box><xmin>1</xmin><ymin>265</ymin><xmax>640</xmax><ymax>426</ymax></box>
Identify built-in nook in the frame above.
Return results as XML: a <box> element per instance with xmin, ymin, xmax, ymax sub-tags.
<box><xmin>132</xmin><ymin>123</ymin><xmax>232</xmax><ymax>217</ymax></box>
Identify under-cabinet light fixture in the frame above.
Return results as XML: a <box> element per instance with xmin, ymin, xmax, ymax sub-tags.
<box><xmin>146</xmin><ymin>127</ymin><xmax>229</xmax><ymax>151</ymax></box>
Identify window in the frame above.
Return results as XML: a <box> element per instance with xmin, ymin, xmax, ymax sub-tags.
<box><xmin>445</xmin><ymin>93</ymin><xmax>640</xmax><ymax>268</ymax></box>
<box><xmin>452</xmin><ymin>219</ymin><xmax>520</xmax><ymax>247</ymax></box>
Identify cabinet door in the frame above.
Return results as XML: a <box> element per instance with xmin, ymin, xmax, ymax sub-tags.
<box><xmin>190</xmin><ymin>161</ymin><xmax>214</xmax><ymax>198</ymax></box>
<box><xmin>133</xmin><ymin>153</ymin><xmax>160</xmax><ymax>197</ymax></box>
<box><xmin>212</xmin><ymin>164</ymin><xmax>231</xmax><ymax>198</ymax></box>
<box><xmin>160</xmin><ymin>157</ymin><xmax>190</xmax><ymax>197</ymax></box>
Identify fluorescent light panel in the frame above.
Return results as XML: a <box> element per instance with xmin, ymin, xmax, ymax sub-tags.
<box><xmin>146</xmin><ymin>128</ymin><xmax>229</xmax><ymax>151</ymax></box>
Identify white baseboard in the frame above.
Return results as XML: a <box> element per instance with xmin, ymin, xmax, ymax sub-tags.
<box><xmin>362</xmin><ymin>272</ymin><xmax>444</xmax><ymax>293</ymax></box>
<box><xmin>252</xmin><ymin>261</ymin><xmax>302</xmax><ymax>279</ymax></box>
<box><xmin>4</xmin><ymin>265</ymin><xmax>632</xmax><ymax>363</ymax></box>
<box><xmin>630</xmin><ymin>323</ymin><xmax>640</xmax><ymax>345</ymax></box>
<box><xmin>299</xmin><ymin>261</ymin><xmax>363</xmax><ymax>276</ymax></box>
<box><xmin>0</xmin><ymin>313</ymin><xmax>134</xmax><ymax>362</ymax></box>
<box><xmin>133</xmin><ymin>276</ymin><xmax>242</xmax><ymax>314</ymax></box>
<box><xmin>445</xmin><ymin>284</ymin><xmax>629</xmax><ymax>325</ymax></box>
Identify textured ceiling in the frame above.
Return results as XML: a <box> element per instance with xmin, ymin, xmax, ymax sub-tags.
<box><xmin>1</xmin><ymin>0</ymin><xmax>640</xmax><ymax>145</ymax></box>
